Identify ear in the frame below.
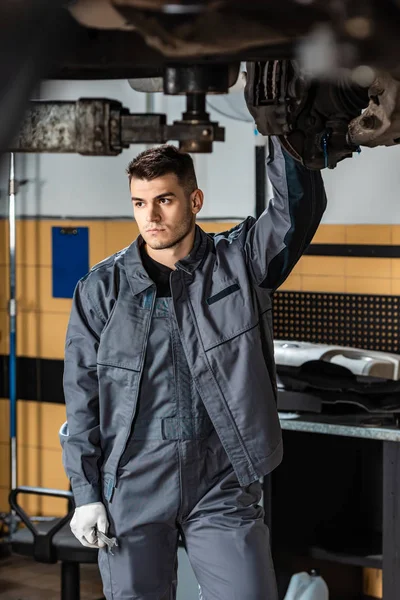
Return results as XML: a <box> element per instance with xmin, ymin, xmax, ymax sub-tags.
<box><xmin>191</xmin><ymin>189</ymin><xmax>204</xmax><ymax>215</ymax></box>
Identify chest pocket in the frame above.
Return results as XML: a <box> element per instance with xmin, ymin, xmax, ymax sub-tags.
<box><xmin>199</xmin><ymin>280</ymin><xmax>259</xmax><ymax>351</ymax></box>
<box><xmin>97</xmin><ymin>293</ymin><xmax>151</xmax><ymax>372</ymax></box>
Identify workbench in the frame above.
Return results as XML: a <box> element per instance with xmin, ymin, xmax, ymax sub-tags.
<box><xmin>264</xmin><ymin>413</ymin><xmax>400</xmax><ymax>599</ymax></box>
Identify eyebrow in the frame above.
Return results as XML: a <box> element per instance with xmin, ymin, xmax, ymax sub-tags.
<box><xmin>131</xmin><ymin>192</ymin><xmax>177</xmax><ymax>202</ymax></box>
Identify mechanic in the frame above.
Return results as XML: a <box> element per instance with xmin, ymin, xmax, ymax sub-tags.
<box><xmin>60</xmin><ymin>136</ymin><xmax>326</xmax><ymax>600</ymax></box>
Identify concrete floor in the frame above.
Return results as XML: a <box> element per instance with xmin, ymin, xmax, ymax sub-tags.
<box><xmin>0</xmin><ymin>548</ymin><xmax>200</xmax><ymax>600</ymax></box>
<box><xmin>0</xmin><ymin>555</ymin><xmax>103</xmax><ymax>600</ymax></box>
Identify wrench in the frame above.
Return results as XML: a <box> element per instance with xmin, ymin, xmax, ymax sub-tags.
<box><xmin>97</xmin><ymin>529</ymin><xmax>118</xmax><ymax>554</ymax></box>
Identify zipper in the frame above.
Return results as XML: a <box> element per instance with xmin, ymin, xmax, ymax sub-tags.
<box><xmin>175</xmin><ymin>270</ymin><xmax>256</xmax><ymax>477</ymax></box>
<box><xmin>109</xmin><ymin>286</ymin><xmax>156</xmax><ymax>496</ymax></box>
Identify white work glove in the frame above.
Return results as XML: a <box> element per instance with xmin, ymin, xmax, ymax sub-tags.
<box><xmin>70</xmin><ymin>502</ymin><xmax>109</xmax><ymax>549</ymax></box>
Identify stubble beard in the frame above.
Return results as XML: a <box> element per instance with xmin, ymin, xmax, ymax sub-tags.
<box><xmin>145</xmin><ymin>211</ymin><xmax>195</xmax><ymax>251</ymax></box>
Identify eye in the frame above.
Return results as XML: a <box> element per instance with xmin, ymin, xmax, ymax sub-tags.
<box><xmin>134</xmin><ymin>201</ymin><xmax>144</xmax><ymax>208</ymax></box>
<box><xmin>159</xmin><ymin>197</ymin><xmax>171</xmax><ymax>205</ymax></box>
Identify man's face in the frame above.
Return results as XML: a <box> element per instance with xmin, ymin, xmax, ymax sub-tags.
<box><xmin>130</xmin><ymin>173</ymin><xmax>202</xmax><ymax>250</ymax></box>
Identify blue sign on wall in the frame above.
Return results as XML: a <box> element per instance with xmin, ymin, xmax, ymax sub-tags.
<box><xmin>52</xmin><ymin>227</ymin><xmax>89</xmax><ymax>298</ymax></box>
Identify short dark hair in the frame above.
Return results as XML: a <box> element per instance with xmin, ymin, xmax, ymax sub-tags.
<box><xmin>126</xmin><ymin>145</ymin><xmax>198</xmax><ymax>195</ymax></box>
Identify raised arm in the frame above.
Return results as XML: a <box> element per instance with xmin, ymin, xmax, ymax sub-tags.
<box><xmin>245</xmin><ymin>136</ymin><xmax>327</xmax><ymax>291</ymax></box>
<box><xmin>61</xmin><ymin>279</ymin><xmax>104</xmax><ymax>507</ymax></box>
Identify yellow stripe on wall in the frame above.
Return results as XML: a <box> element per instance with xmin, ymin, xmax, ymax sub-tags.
<box><xmin>280</xmin><ymin>224</ymin><xmax>400</xmax><ymax>295</ymax></box>
<box><xmin>282</xmin><ymin>255</ymin><xmax>399</xmax><ymax>295</ymax></box>
<box><xmin>0</xmin><ymin>399</ymin><xmax>68</xmax><ymax>514</ymax></box>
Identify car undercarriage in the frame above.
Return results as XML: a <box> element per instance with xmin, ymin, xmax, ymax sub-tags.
<box><xmin>3</xmin><ymin>0</ymin><xmax>400</xmax><ymax>167</ymax></box>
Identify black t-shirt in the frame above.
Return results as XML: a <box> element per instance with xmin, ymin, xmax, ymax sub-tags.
<box><xmin>140</xmin><ymin>246</ymin><xmax>172</xmax><ymax>298</ymax></box>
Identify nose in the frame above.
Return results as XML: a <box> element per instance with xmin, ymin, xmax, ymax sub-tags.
<box><xmin>146</xmin><ymin>203</ymin><xmax>161</xmax><ymax>223</ymax></box>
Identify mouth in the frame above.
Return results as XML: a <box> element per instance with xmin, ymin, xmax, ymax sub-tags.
<box><xmin>146</xmin><ymin>228</ymin><xmax>165</xmax><ymax>233</ymax></box>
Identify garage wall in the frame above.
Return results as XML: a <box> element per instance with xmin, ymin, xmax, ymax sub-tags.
<box><xmin>280</xmin><ymin>225</ymin><xmax>400</xmax><ymax>296</ymax></box>
<box><xmin>322</xmin><ymin>145</ymin><xmax>400</xmax><ymax>224</ymax></box>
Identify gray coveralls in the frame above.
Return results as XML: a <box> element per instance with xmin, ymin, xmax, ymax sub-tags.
<box><xmin>62</xmin><ymin>138</ymin><xmax>327</xmax><ymax>600</ymax></box>
<box><xmin>99</xmin><ymin>296</ymin><xmax>277</xmax><ymax>600</ymax></box>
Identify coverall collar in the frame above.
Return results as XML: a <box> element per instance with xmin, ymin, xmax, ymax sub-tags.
<box><xmin>125</xmin><ymin>225</ymin><xmax>210</xmax><ymax>296</ymax></box>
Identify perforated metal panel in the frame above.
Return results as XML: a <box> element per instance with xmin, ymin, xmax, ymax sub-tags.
<box><xmin>273</xmin><ymin>291</ymin><xmax>400</xmax><ymax>353</ymax></box>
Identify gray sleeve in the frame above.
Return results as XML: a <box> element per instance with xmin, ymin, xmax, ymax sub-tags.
<box><xmin>244</xmin><ymin>136</ymin><xmax>327</xmax><ymax>290</ymax></box>
<box><xmin>60</xmin><ymin>279</ymin><xmax>105</xmax><ymax>507</ymax></box>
